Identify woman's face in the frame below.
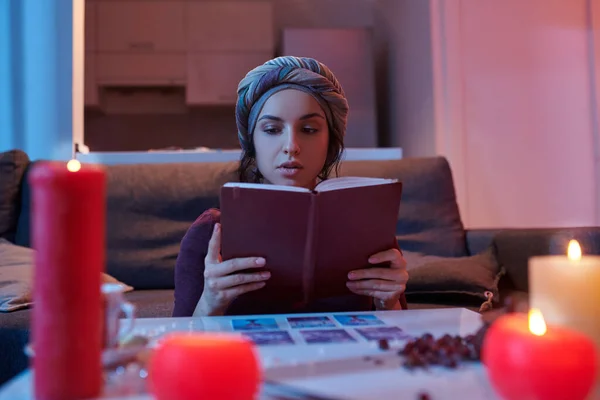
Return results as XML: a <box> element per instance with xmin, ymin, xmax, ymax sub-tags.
<box><xmin>253</xmin><ymin>89</ymin><xmax>329</xmax><ymax>190</ymax></box>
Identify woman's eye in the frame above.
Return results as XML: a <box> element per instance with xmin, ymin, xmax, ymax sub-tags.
<box><xmin>302</xmin><ymin>127</ymin><xmax>319</xmax><ymax>134</ymax></box>
<box><xmin>263</xmin><ymin>126</ymin><xmax>281</xmax><ymax>134</ymax></box>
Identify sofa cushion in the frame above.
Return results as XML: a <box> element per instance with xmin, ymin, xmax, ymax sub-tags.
<box><xmin>339</xmin><ymin>157</ymin><xmax>468</xmax><ymax>257</ymax></box>
<box><xmin>103</xmin><ymin>162</ymin><xmax>238</xmax><ymax>289</ymax></box>
<box><xmin>403</xmin><ymin>247</ymin><xmax>504</xmax><ymax>309</ymax></box>
<box><xmin>0</xmin><ymin>239</ymin><xmax>132</xmax><ymax>312</ymax></box>
<box><xmin>0</xmin><ymin>150</ymin><xmax>30</xmax><ymax>242</ymax></box>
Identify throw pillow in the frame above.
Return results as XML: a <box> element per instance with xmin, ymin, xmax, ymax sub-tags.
<box><xmin>0</xmin><ymin>239</ymin><xmax>133</xmax><ymax>313</ymax></box>
<box><xmin>0</xmin><ymin>149</ymin><xmax>30</xmax><ymax>242</ymax></box>
<box><xmin>403</xmin><ymin>246</ymin><xmax>505</xmax><ymax>310</ymax></box>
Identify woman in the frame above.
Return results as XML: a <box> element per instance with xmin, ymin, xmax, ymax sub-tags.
<box><xmin>173</xmin><ymin>56</ymin><xmax>408</xmax><ymax>317</ymax></box>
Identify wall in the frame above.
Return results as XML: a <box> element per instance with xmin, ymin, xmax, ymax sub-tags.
<box><xmin>0</xmin><ymin>0</ymin><xmax>74</xmax><ymax>161</ymax></box>
<box><xmin>431</xmin><ymin>0</ymin><xmax>600</xmax><ymax>228</ymax></box>
<box><xmin>83</xmin><ymin>0</ymin><xmax>437</xmax><ymax>153</ymax></box>
<box><xmin>0</xmin><ymin>1</ymin><xmax>14</xmax><ymax>150</ymax></box>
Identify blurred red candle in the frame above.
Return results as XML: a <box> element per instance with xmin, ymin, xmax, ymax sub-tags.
<box><xmin>30</xmin><ymin>160</ymin><xmax>106</xmax><ymax>400</ymax></box>
<box><xmin>482</xmin><ymin>309</ymin><xmax>597</xmax><ymax>400</ymax></box>
<box><xmin>148</xmin><ymin>333</ymin><xmax>261</xmax><ymax>400</ymax></box>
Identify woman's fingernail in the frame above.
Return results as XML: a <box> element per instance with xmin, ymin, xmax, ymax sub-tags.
<box><xmin>348</xmin><ymin>272</ymin><xmax>356</xmax><ymax>279</ymax></box>
<box><xmin>368</xmin><ymin>256</ymin><xmax>377</xmax><ymax>263</ymax></box>
<box><xmin>256</xmin><ymin>258</ymin><xmax>266</xmax><ymax>265</ymax></box>
<box><xmin>261</xmin><ymin>271</ymin><xmax>271</xmax><ymax>278</ymax></box>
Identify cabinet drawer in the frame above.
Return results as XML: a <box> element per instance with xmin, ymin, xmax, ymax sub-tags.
<box><xmin>96</xmin><ymin>54</ymin><xmax>186</xmax><ymax>85</ymax></box>
<box><xmin>96</xmin><ymin>1</ymin><xmax>186</xmax><ymax>52</ymax></box>
<box><xmin>187</xmin><ymin>2</ymin><xmax>274</xmax><ymax>52</ymax></box>
<box><xmin>187</xmin><ymin>52</ymin><xmax>272</xmax><ymax>105</ymax></box>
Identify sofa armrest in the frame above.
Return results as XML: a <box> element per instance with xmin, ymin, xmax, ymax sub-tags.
<box><xmin>466</xmin><ymin>227</ymin><xmax>600</xmax><ymax>294</ymax></box>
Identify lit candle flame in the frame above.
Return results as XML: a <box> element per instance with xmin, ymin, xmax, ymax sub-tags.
<box><xmin>567</xmin><ymin>239</ymin><xmax>582</xmax><ymax>261</ymax></box>
<box><xmin>66</xmin><ymin>159</ymin><xmax>81</xmax><ymax>172</ymax></box>
<box><xmin>528</xmin><ymin>308</ymin><xmax>547</xmax><ymax>336</ymax></box>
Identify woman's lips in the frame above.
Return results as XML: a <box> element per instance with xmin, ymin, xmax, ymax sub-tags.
<box><xmin>278</xmin><ymin>166</ymin><xmax>303</xmax><ymax>178</ymax></box>
<box><xmin>277</xmin><ymin>161</ymin><xmax>303</xmax><ymax>178</ymax></box>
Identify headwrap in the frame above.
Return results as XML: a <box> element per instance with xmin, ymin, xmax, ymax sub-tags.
<box><xmin>235</xmin><ymin>56</ymin><xmax>349</xmax><ymax>152</ymax></box>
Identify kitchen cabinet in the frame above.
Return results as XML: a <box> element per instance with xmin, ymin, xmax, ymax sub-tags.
<box><xmin>186</xmin><ymin>52</ymin><xmax>272</xmax><ymax>105</ymax></box>
<box><xmin>86</xmin><ymin>1</ymin><xmax>275</xmax><ymax>99</ymax></box>
<box><xmin>96</xmin><ymin>1</ymin><xmax>186</xmax><ymax>52</ymax></box>
<box><xmin>96</xmin><ymin>53</ymin><xmax>186</xmax><ymax>85</ymax></box>
<box><xmin>282</xmin><ymin>28</ymin><xmax>378</xmax><ymax>148</ymax></box>
<box><xmin>186</xmin><ymin>1</ymin><xmax>274</xmax><ymax>52</ymax></box>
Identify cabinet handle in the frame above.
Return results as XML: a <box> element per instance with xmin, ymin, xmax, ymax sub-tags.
<box><xmin>128</xmin><ymin>41</ymin><xmax>155</xmax><ymax>50</ymax></box>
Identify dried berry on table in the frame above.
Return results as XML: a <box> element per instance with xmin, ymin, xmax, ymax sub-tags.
<box><xmin>402</xmin><ymin>296</ymin><xmax>529</xmax><ymax>370</ymax></box>
<box><xmin>400</xmin><ymin>331</ymin><xmax>485</xmax><ymax>369</ymax></box>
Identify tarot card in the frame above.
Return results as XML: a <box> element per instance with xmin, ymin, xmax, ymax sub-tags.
<box><xmin>334</xmin><ymin>314</ymin><xmax>385</xmax><ymax>326</ymax></box>
<box><xmin>231</xmin><ymin>318</ymin><xmax>279</xmax><ymax>331</ymax></box>
<box><xmin>355</xmin><ymin>326</ymin><xmax>412</xmax><ymax>341</ymax></box>
<box><xmin>287</xmin><ymin>316</ymin><xmax>336</xmax><ymax>328</ymax></box>
<box><xmin>242</xmin><ymin>330</ymin><xmax>295</xmax><ymax>345</ymax></box>
<box><xmin>300</xmin><ymin>329</ymin><xmax>357</xmax><ymax>344</ymax></box>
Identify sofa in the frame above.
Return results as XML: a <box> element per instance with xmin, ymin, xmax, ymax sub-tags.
<box><xmin>1</xmin><ymin>148</ymin><xmax>599</xmax><ymax>385</ymax></box>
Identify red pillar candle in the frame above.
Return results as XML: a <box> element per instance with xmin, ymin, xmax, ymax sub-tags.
<box><xmin>148</xmin><ymin>333</ymin><xmax>261</xmax><ymax>400</ymax></box>
<box><xmin>482</xmin><ymin>309</ymin><xmax>597</xmax><ymax>400</ymax></box>
<box><xmin>30</xmin><ymin>160</ymin><xmax>106</xmax><ymax>400</ymax></box>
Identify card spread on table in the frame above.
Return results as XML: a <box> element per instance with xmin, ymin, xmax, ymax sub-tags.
<box><xmin>242</xmin><ymin>330</ymin><xmax>295</xmax><ymax>345</ymax></box>
<box><xmin>355</xmin><ymin>326</ymin><xmax>412</xmax><ymax>341</ymax></box>
<box><xmin>334</xmin><ymin>314</ymin><xmax>385</xmax><ymax>326</ymax></box>
<box><xmin>231</xmin><ymin>318</ymin><xmax>279</xmax><ymax>331</ymax></box>
<box><xmin>300</xmin><ymin>329</ymin><xmax>357</xmax><ymax>344</ymax></box>
<box><xmin>287</xmin><ymin>316</ymin><xmax>336</xmax><ymax>328</ymax></box>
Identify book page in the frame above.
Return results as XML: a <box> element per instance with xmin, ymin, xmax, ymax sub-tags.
<box><xmin>223</xmin><ymin>182</ymin><xmax>311</xmax><ymax>193</ymax></box>
<box><xmin>315</xmin><ymin>176</ymin><xmax>398</xmax><ymax>192</ymax></box>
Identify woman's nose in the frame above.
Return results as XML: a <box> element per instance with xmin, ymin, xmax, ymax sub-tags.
<box><xmin>282</xmin><ymin>131</ymin><xmax>300</xmax><ymax>155</ymax></box>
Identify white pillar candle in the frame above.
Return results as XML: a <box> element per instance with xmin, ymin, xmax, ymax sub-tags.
<box><xmin>529</xmin><ymin>240</ymin><xmax>600</xmax><ymax>392</ymax></box>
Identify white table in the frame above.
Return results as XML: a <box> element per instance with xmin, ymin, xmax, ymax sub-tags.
<box><xmin>0</xmin><ymin>308</ymin><xmax>500</xmax><ymax>400</ymax></box>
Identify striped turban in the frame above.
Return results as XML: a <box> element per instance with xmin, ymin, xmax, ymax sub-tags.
<box><xmin>235</xmin><ymin>56</ymin><xmax>349</xmax><ymax>153</ymax></box>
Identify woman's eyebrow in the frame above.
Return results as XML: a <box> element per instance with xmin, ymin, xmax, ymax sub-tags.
<box><xmin>258</xmin><ymin>113</ymin><xmax>325</xmax><ymax>122</ymax></box>
<box><xmin>258</xmin><ymin>115</ymin><xmax>283</xmax><ymax>122</ymax></box>
<box><xmin>299</xmin><ymin>113</ymin><xmax>325</xmax><ymax>120</ymax></box>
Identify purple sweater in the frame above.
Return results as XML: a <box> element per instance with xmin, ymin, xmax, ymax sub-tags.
<box><xmin>172</xmin><ymin>209</ymin><xmax>407</xmax><ymax>317</ymax></box>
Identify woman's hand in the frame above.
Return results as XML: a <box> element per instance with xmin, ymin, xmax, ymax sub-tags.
<box><xmin>346</xmin><ymin>247</ymin><xmax>409</xmax><ymax>310</ymax></box>
<box><xmin>194</xmin><ymin>223</ymin><xmax>271</xmax><ymax>316</ymax></box>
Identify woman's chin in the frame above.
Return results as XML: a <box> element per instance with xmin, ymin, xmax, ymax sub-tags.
<box><xmin>273</xmin><ymin>178</ymin><xmax>307</xmax><ymax>188</ymax></box>
<box><xmin>267</xmin><ymin>173</ymin><xmax>312</xmax><ymax>189</ymax></box>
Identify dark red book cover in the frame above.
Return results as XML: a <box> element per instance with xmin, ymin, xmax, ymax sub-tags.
<box><xmin>220</xmin><ymin>177</ymin><xmax>403</xmax><ymax>306</ymax></box>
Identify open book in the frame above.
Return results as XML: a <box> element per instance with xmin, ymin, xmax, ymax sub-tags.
<box><xmin>219</xmin><ymin>176</ymin><xmax>403</xmax><ymax>306</ymax></box>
